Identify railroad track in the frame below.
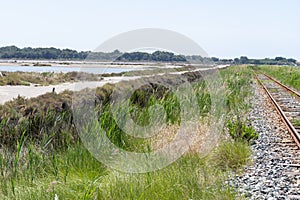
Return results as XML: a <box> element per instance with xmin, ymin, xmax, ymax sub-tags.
<box><xmin>257</xmin><ymin>73</ymin><xmax>300</xmax><ymax>199</ymax></box>
<box><xmin>257</xmin><ymin>73</ymin><xmax>300</xmax><ymax>149</ymax></box>
<box><xmin>229</xmin><ymin>73</ymin><xmax>300</xmax><ymax>199</ymax></box>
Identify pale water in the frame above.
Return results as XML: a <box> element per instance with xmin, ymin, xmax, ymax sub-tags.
<box><xmin>0</xmin><ymin>65</ymin><xmax>135</xmax><ymax>74</ymax></box>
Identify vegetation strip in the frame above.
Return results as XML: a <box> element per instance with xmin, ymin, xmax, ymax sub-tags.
<box><xmin>0</xmin><ymin>71</ymin><xmax>102</xmax><ymax>86</ymax></box>
<box><xmin>0</xmin><ymin>66</ymin><xmax>256</xmax><ymax>199</ymax></box>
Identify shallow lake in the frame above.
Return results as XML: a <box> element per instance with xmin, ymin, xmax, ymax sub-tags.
<box><xmin>0</xmin><ymin>65</ymin><xmax>136</xmax><ymax>74</ymax></box>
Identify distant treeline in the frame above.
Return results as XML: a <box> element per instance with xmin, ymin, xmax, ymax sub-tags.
<box><xmin>0</xmin><ymin>46</ymin><xmax>298</xmax><ymax>65</ymax></box>
<box><xmin>0</xmin><ymin>46</ymin><xmax>89</xmax><ymax>60</ymax></box>
<box><xmin>116</xmin><ymin>51</ymin><xmax>186</xmax><ymax>62</ymax></box>
<box><xmin>0</xmin><ymin>46</ymin><xmax>123</xmax><ymax>61</ymax></box>
<box><xmin>211</xmin><ymin>56</ymin><xmax>298</xmax><ymax>66</ymax></box>
<box><xmin>0</xmin><ymin>46</ymin><xmax>186</xmax><ymax>62</ymax></box>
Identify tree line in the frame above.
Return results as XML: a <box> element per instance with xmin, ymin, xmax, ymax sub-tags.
<box><xmin>0</xmin><ymin>46</ymin><xmax>186</xmax><ymax>62</ymax></box>
<box><xmin>0</xmin><ymin>46</ymin><xmax>89</xmax><ymax>60</ymax></box>
<box><xmin>116</xmin><ymin>51</ymin><xmax>186</xmax><ymax>62</ymax></box>
<box><xmin>212</xmin><ymin>56</ymin><xmax>297</xmax><ymax>66</ymax></box>
<box><xmin>0</xmin><ymin>46</ymin><xmax>298</xmax><ymax>65</ymax></box>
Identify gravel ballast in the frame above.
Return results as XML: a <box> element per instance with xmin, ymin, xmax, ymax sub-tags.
<box><xmin>228</xmin><ymin>81</ymin><xmax>300</xmax><ymax>199</ymax></box>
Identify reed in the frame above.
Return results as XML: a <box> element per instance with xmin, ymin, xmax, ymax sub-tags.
<box><xmin>0</xmin><ymin>66</ymin><xmax>256</xmax><ymax>199</ymax></box>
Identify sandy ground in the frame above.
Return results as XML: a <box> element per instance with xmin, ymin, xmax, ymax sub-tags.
<box><xmin>0</xmin><ymin>65</ymin><xmax>228</xmax><ymax>105</ymax></box>
<box><xmin>0</xmin><ymin>76</ymin><xmax>138</xmax><ymax>104</ymax></box>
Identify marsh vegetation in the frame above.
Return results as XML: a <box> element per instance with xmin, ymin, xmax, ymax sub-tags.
<box><xmin>0</xmin><ymin>71</ymin><xmax>103</xmax><ymax>86</ymax></box>
<box><xmin>0</xmin><ymin>66</ymin><xmax>256</xmax><ymax>199</ymax></box>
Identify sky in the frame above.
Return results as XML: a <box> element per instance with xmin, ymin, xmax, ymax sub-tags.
<box><xmin>1</xmin><ymin>0</ymin><xmax>299</xmax><ymax>60</ymax></box>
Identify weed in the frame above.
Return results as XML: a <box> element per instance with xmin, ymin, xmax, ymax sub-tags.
<box><xmin>228</xmin><ymin>118</ymin><xmax>258</xmax><ymax>143</ymax></box>
<box><xmin>212</xmin><ymin>141</ymin><xmax>252</xmax><ymax>171</ymax></box>
<box><xmin>292</xmin><ymin>118</ymin><xmax>300</xmax><ymax>126</ymax></box>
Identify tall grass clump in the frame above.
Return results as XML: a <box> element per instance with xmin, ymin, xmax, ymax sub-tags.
<box><xmin>211</xmin><ymin>141</ymin><xmax>252</xmax><ymax>171</ymax></box>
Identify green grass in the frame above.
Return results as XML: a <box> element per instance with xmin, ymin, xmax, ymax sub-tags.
<box><xmin>0</xmin><ymin>144</ymin><xmax>107</xmax><ymax>199</ymax></box>
<box><xmin>0</xmin><ymin>66</ymin><xmax>255</xmax><ymax>199</ymax></box>
<box><xmin>227</xmin><ymin>119</ymin><xmax>258</xmax><ymax>143</ymax></box>
<box><xmin>292</xmin><ymin>118</ymin><xmax>300</xmax><ymax>126</ymax></box>
<box><xmin>212</xmin><ymin>141</ymin><xmax>252</xmax><ymax>171</ymax></box>
<box><xmin>221</xmin><ymin>65</ymin><xmax>253</xmax><ymax>114</ymax></box>
<box><xmin>0</xmin><ymin>71</ymin><xmax>102</xmax><ymax>86</ymax></box>
<box><xmin>0</xmin><ymin>141</ymin><xmax>248</xmax><ymax>200</ymax></box>
<box><xmin>98</xmin><ymin>154</ymin><xmax>240</xmax><ymax>200</ymax></box>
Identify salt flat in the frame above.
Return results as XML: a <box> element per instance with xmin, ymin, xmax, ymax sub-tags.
<box><xmin>0</xmin><ymin>65</ymin><xmax>227</xmax><ymax>105</ymax></box>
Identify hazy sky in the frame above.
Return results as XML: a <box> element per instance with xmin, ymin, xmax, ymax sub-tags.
<box><xmin>1</xmin><ymin>0</ymin><xmax>299</xmax><ymax>59</ymax></box>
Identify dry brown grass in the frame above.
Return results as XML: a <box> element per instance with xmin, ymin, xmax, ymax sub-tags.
<box><xmin>149</xmin><ymin>121</ymin><xmax>213</xmax><ymax>154</ymax></box>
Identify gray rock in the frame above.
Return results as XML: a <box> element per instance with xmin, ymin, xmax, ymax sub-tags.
<box><xmin>227</xmin><ymin>82</ymin><xmax>300</xmax><ymax>199</ymax></box>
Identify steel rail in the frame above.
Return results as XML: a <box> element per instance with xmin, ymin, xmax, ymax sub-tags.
<box><xmin>256</xmin><ymin>74</ymin><xmax>300</xmax><ymax>148</ymax></box>
<box><xmin>262</xmin><ymin>73</ymin><xmax>300</xmax><ymax>98</ymax></box>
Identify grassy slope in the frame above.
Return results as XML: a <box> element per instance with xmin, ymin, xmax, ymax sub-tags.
<box><xmin>0</xmin><ymin>66</ymin><xmax>254</xmax><ymax>199</ymax></box>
